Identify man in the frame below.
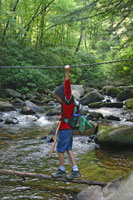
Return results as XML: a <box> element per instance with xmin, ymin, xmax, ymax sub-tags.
<box><xmin>51</xmin><ymin>65</ymin><xmax>81</xmax><ymax>180</ymax></box>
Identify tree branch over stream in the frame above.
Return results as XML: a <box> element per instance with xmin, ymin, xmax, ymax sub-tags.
<box><xmin>0</xmin><ymin>169</ymin><xmax>106</xmax><ymax>186</ymax></box>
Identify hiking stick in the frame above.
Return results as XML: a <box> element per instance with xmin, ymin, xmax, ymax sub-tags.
<box><xmin>50</xmin><ymin>121</ymin><xmax>60</xmax><ymax>157</ymax></box>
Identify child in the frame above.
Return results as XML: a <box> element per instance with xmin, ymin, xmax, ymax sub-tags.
<box><xmin>51</xmin><ymin>65</ymin><xmax>81</xmax><ymax>180</ymax></box>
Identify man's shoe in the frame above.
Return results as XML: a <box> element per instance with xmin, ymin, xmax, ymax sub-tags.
<box><xmin>51</xmin><ymin>169</ymin><xmax>66</xmax><ymax>178</ymax></box>
<box><xmin>66</xmin><ymin>171</ymin><xmax>81</xmax><ymax>180</ymax></box>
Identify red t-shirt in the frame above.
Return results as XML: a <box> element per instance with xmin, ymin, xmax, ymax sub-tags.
<box><xmin>59</xmin><ymin>79</ymin><xmax>74</xmax><ymax>130</ymax></box>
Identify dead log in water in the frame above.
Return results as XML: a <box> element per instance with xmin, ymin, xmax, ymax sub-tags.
<box><xmin>0</xmin><ymin>169</ymin><xmax>106</xmax><ymax>186</ymax></box>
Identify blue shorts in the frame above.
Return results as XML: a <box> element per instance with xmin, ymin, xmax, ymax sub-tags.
<box><xmin>56</xmin><ymin>129</ymin><xmax>73</xmax><ymax>153</ymax></box>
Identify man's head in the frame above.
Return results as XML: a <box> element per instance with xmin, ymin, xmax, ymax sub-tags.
<box><xmin>53</xmin><ymin>85</ymin><xmax>65</xmax><ymax>103</ymax></box>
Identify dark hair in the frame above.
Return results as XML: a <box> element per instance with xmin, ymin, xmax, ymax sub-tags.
<box><xmin>54</xmin><ymin>85</ymin><xmax>65</xmax><ymax>101</ymax></box>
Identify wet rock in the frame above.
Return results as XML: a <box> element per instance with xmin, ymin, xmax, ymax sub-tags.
<box><xmin>80</xmin><ymin>91</ymin><xmax>104</xmax><ymax>105</ymax></box>
<box><xmin>125</xmin><ymin>98</ymin><xmax>133</xmax><ymax>109</ymax></box>
<box><xmin>46</xmin><ymin>106</ymin><xmax>60</xmax><ymax>116</ymax></box>
<box><xmin>117</xmin><ymin>89</ymin><xmax>133</xmax><ymax>101</ymax></box>
<box><xmin>40</xmin><ymin>136</ymin><xmax>47</xmax><ymax>140</ymax></box>
<box><xmin>0</xmin><ymin>118</ymin><xmax>4</xmax><ymax>122</ymax></box>
<box><xmin>103</xmin><ymin>86</ymin><xmax>122</xmax><ymax>97</ymax></box>
<box><xmin>25</xmin><ymin>100</ymin><xmax>40</xmax><ymax>112</ymax></box>
<box><xmin>5</xmin><ymin>89</ymin><xmax>22</xmax><ymax>99</ymax></box>
<box><xmin>96</xmin><ymin>125</ymin><xmax>133</xmax><ymax>147</ymax></box>
<box><xmin>106</xmin><ymin>99</ymin><xmax>111</xmax><ymax>103</ymax></box>
<box><xmin>41</xmin><ymin>136</ymin><xmax>54</xmax><ymax>143</ymax></box>
<box><xmin>106</xmin><ymin>115</ymin><xmax>120</xmax><ymax>121</ymax></box>
<box><xmin>30</xmin><ymin>99</ymin><xmax>44</xmax><ymax>106</ymax></box>
<box><xmin>88</xmin><ymin>102</ymin><xmax>123</xmax><ymax>108</ymax></box>
<box><xmin>129</xmin><ymin>110</ymin><xmax>133</xmax><ymax>121</ymax></box>
<box><xmin>0</xmin><ymin>101</ymin><xmax>15</xmax><ymax>111</ymax></box>
<box><xmin>77</xmin><ymin>172</ymin><xmax>133</xmax><ymax>200</ymax></box>
<box><xmin>5</xmin><ymin>117</ymin><xmax>18</xmax><ymax>124</ymax></box>
<box><xmin>11</xmin><ymin>98</ymin><xmax>25</xmax><ymax>107</ymax></box>
<box><xmin>21</xmin><ymin>106</ymin><xmax>36</xmax><ymax>115</ymax></box>
<box><xmin>88</xmin><ymin>112</ymin><xmax>103</xmax><ymax>120</ymax></box>
<box><xmin>79</xmin><ymin>137</ymin><xmax>94</xmax><ymax>144</ymax></box>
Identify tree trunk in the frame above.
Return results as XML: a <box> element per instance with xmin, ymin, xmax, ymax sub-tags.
<box><xmin>2</xmin><ymin>0</ymin><xmax>19</xmax><ymax>42</ymax></box>
<box><xmin>75</xmin><ymin>22</ymin><xmax>85</xmax><ymax>52</ymax></box>
<box><xmin>39</xmin><ymin>5</ymin><xmax>46</xmax><ymax>47</ymax></box>
<box><xmin>0</xmin><ymin>169</ymin><xmax>106</xmax><ymax>186</ymax></box>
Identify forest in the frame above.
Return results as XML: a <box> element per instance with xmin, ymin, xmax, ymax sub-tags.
<box><xmin>0</xmin><ymin>0</ymin><xmax>132</xmax><ymax>93</ymax></box>
<box><xmin>0</xmin><ymin>1</ymin><xmax>133</xmax><ymax>199</ymax></box>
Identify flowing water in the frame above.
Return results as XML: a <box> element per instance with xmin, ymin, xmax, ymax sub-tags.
<box><xmin>0</xmin><ymin>99</ymin><xmax>133</xmax><ymax>199</ymax></box>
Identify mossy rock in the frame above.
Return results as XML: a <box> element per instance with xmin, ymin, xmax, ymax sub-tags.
<box><xmin>0</xmin><ymin>98</ymin><xmax>8</xmax><ymax>102</ymax></box>
<box><xmin>125</xmin><ymin>98</ymin><xmax>133</xmax><ymax>109</ymax></box>
<box><xmin>96</xmin><ymin>125</ymin><xmax>133</xmax><ymax>147</ymax></box>
<box><xmin>104</xmin><ymin>86</ymin><xmax>122</xmax><ymax>97</ymax></box>
<box><xmin>88</xmin><ymin>102</ymin><xmax>123</xmax><ymax>108</ymax></box>
<box><xmin>88</xmin><ymin>102</ymin><xmax>104</xmax><ymax>108</ymax></box>
<box><xmin>117</xmin><ymin>90</ymin><xmax>133</xmax><ymax>101</ymax></box>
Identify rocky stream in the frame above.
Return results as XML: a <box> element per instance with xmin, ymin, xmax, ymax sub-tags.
<box><xmin>0</xmin><ymin>85</ymin><xmax>133</xmax><ymax>200</ymax></box>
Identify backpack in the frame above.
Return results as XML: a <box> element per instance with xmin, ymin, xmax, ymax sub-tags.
<box><xmin>67</xmin><ymin>99</ymin><xmax>83</xmax><ymax>130</ymax></box>
<box><xmin>62</xmin><ymin>96</ymin><xmax>92</xmax><ymax>131</ymax></box>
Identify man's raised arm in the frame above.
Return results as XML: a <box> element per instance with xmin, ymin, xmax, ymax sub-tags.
<box><xmin>65</xmin><ymin>65</ymin><xmax>70</xmax><ymax>81</ymax></box>
<box><xmin>64</xmin><ymin>65</ymin><xmax>71</xmax><ymax>101</ymax></box>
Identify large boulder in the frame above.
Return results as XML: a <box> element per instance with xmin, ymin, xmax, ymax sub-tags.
<box><xmin>25</xmin><ymin>100</ymin><xmax>40</xmax><ymax>112</ymax></box>
<box><xmin>21</xmin><ymin>100</ymin><xmax>40</xmax><ymax>114</ymax></box>
<box><xmin>117</xmin><ymin>90</ymin><xmax>133</xmax><ymax>102</ymax></box>
<box><xmin>103</xmin><ymin>86</ymin><xmax>122</xmax><ymax>97</ymax></box>
<box><xmin>96</xmin><ymin>125</ymin><xmax>133</xmax><ymax>147</ymax></box>
<box><xmin>117</xmin><ymin>86</ymin><xmax>133</xmax><ymax>101</ymax></box>
<box><xmin>5</xmin><ymin>89</ymin><xmax>22</xmax><ymax>99</ymax></box>
<box><xmin>80</xmin><ymin>91</ymin><xmax>104</xmax><ymax>105</ymax></box>
<box><xmin>0</xmin><ymin>101</ymin><xmax>15</xmax><ymax>111</ymax></box>
<box><xmin>125</xmin><ymin>98</ymin><xmax>133</xmax><ymax>109</ymax></box>
<box><xmin>77</xmin><ymin>172</ymin><xmax>133</xmax><ymax>200</ymax></box>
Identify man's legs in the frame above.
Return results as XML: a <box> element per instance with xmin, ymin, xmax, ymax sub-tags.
<box><xmin>58</xmin><ymin>152</ymin><xmax>65</xmax><ymax>171</ymax></box>
<box><xmin>51</xmin><ymin>152</ymin><xmax>66</xmax><ymax>178</ymax></box>
<box><xmin>67</xmin><ymin>150</ymin><xmax>81</xmax><ymax>180</ymax></box>
<box><xmin>67</xmin><ymin>150</ymin><xmax>76</xmax><ymax>166</ymax></box>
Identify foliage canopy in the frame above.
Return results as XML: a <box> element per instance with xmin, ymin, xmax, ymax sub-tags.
<box><xmin>0</xmin><ymin>0</ymin><xmax>132</xmax><ymax>93</ymax></box>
